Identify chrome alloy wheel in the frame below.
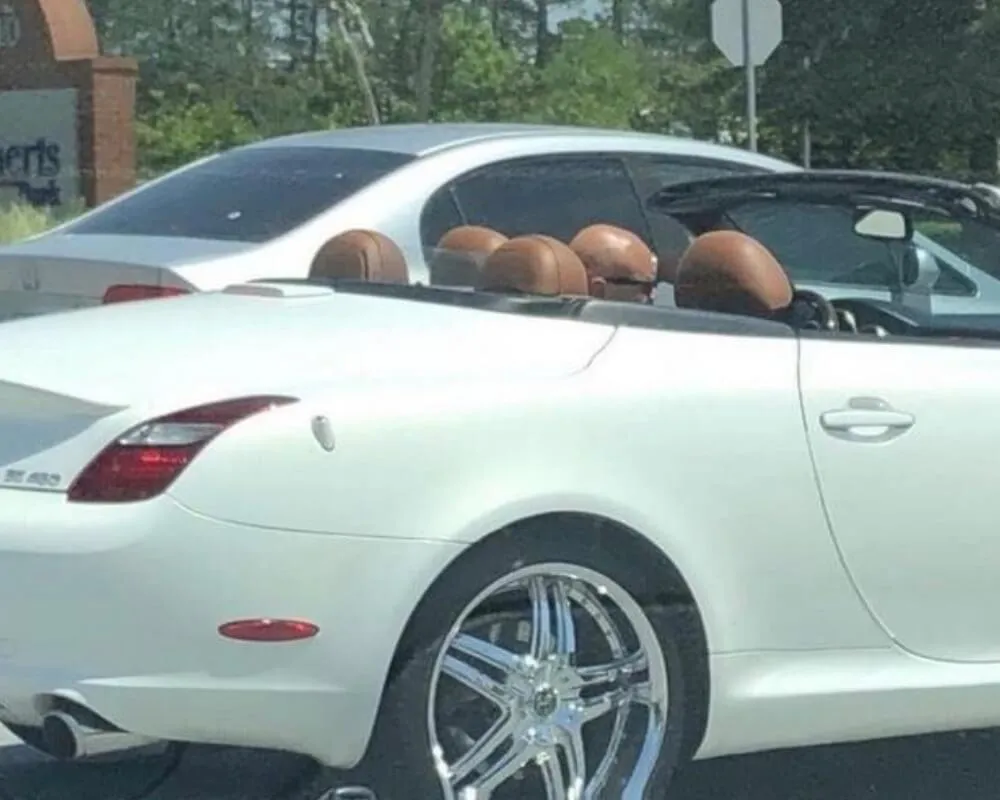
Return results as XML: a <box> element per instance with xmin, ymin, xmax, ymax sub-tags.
<box><xmin>427</xmin><ymin>563</ymin><xmax>670</xmax><ymax>799</ymax></box>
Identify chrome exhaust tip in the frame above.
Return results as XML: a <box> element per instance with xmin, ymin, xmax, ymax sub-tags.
<box><xmin>41</xmin><ymin>710</ymin><xmax>160</xmax><ymax>760</ymax></box>
<box><xmin>322</xmin><ymin>787</ymin><xmax>379</xmax><ymax>800</ymax></box>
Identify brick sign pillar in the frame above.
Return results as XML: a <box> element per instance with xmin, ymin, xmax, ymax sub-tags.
<box><xmin>0</xmin><ymin>0</ymin><xmax>137</xmax><ymax>209</ymax></box>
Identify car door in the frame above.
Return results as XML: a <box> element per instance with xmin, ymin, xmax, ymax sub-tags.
<box><xmin>798</xmin><ymin>330</ymin><xmax>1000</xmax><ymax>663</ymax></box>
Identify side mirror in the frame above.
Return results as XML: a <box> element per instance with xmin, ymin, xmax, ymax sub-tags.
<box><xmin>901</xmin><ymin>246</ymin><xmax>940</xmax><ymax>290</ymax></box>
<box><xmin>897</xmin><ymin>245</ymin><xmax>940</xmax><ymax>314</ymax></box>
<box><xmin>853</xmin><ymin>208</ymin><xmax>911</xmax><ymax>242</ymax></box>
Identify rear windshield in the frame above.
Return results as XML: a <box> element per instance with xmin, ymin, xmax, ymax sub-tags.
<box><xmin>65</xmin><ymin>146</ymin><xmax>414</xmax><ymax>243</ymax></box>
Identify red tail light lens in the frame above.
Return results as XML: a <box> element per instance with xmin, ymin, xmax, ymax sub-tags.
<box><xmin>103</xmin><ymin>284</ymin><xmax>190</xmax><ymax>304</ymax></box>
<box><xmin>67</xmin><ymin>396</ymin><xmax>297</xmax><ymax>503</ymax></box>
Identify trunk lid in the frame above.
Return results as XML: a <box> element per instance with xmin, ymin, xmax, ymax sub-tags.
<box><xmin>0</xmin><ymin>285</ymin><xmax>614</xmax><ymax>491</ymax></box>
<box><xmin>0</xmin><ymin>233</ymin><xmax>252</xmax><ymax>321</ymax></box>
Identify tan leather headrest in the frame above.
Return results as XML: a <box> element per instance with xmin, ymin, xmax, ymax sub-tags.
<box><xmin>438</xmin><ymin>225</ymin><xmax>508</xmax><ymax>256</ymax></box>
<box><xmin>430</xmin><ymin>226</ymin><xmax>509</xmax><ymax>287</ymax></box>
<box><xmin>481</xmin><ymin>235</ymin><xmax>589</xmax><ymax>296</ymax></box>
<box><xmin>674</xmin><ymin>231</ymin><xmax>792</xmax><ymax>316</ymax></box>
<box><xmin>309</xmin><ymin>229</ymin><xmax>408</xmax><ymax>284</ymax></box>
<box><xmin>569</xmin><ymin>224</ymin><xmax>656</xmax><ymax>282</ymax></box>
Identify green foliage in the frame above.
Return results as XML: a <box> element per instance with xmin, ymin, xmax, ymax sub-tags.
<box><xmin>136</xmin><ymin>98</ymin><xmax>259</xmax><ymax>178</ymax></box>
<box><xmin>0</xmin><ymin>200</ymin><xmax>83</xmax><ymax>244</ymax></box>
<box><xmin>524</xmin><ymin>20</ymin><xmax>654</xmax><ymax>128</ymax></box>
<box><xmin>0</xmin><ymin>203</ymin><xmax>53</xmax><ymax>244</ymax></box>
<box><xmin>60</xmin><ymin>0</ymin><xmax>1000</xmax><ymax>186</ymax></box>
<box><xmin>431</xmin><ymin>9</ymin><xmax>532</xmax><ymax>121</ymax></box>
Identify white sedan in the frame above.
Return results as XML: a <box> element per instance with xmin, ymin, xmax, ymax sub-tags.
<box><xmin>0</xmin><ymin>122</ymin><xmax>790</xmax><ymax>320</ymax></box>
<box><xmin>1</xmin><ymin>174</ymin><xmax>1000</xmax><ymax>800</ymax></box>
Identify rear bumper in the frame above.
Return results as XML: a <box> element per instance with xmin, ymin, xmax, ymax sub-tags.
<box><xmin>0</xmin><ymin>489</ymin><xmax>462</xmax><ymax>766</ymax></box>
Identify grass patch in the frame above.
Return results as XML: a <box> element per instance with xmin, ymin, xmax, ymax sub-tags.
<box><xmin>0</xmin><ymin>201</ymin><xmax>85</xmax><ymax>245</ymax></box>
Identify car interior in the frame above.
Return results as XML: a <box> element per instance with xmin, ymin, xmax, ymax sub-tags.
<box><xmin>288</xmin><ymin>215</ymin><xmax>1000</xmax><ymax>345</ymax></box>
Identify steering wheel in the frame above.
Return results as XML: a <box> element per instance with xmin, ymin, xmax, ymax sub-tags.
<box><xmin>788</xmin><ymin>289</ymin><xmax>839</xmax><ymax>332</ymax></box>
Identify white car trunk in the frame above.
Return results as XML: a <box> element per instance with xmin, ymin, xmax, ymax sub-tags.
<box><xmin>0</xmin><ymin>233</ymin><xmax>253</xmax><ymax>321</ymax></box>
<box><xmin>0</xmin><ymin>252</ymin><xmax>176</xmax><ymax>320</ymax></box>
<box><xmin>0</xmin><ymin>285</ymin><xmax>615</xmax><ymax>492</ymax></box>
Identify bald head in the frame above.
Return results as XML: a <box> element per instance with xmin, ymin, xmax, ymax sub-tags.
<box><xmin>570</xmin><ymin>224</ymin><xmax>657</xmax><ymax>302</ymax></box>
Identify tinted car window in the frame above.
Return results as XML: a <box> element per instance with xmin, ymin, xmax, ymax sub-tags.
<box><xmin>913</xmin><ymin>214</ymin><xmax>992</xmax><ymax>296</ymax></box>
<box><xmin>420</xmin><ymin>188</ymin><xmax>464</xmax><ymax>247</ymax></box>
<box><xmin>627</xmin><ymin>155</ymin><xmax>765</xmax><ymax>199</ymax></box>
<box><xmin>67</xmin><ymin>147</ymin><xmax>414</xmax><ymax>243</ymax></box>
<box><xmin>729</xmin><ymin>200</ymin><xmax>974</xmax><ymax>296</ymax></box>
<box><xmin>729</xmin><ymin>201</ymin><xmax>894</xmax><ymax>286</ymax></box>
<box><xmin>451</xmin><ymin>156</ymin><xmax>650</xmax><ymax>244</ymax></box>
<box><xmin>629</xmin><ymin>156</ymin><xmax>767</xmax><ymax>259</ymax></box>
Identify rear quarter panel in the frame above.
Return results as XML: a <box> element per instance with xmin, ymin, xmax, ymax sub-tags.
<box><xmin>168</xmin><ymin>324</ymin><xmax>886</xmax><ymax>655</ymax></box>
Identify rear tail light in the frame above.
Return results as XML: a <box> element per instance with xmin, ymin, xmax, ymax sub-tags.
<box><xmin>102</xmin><ymin>284</ymin><xmax>190</xmax><ymax>304</ymax></box>
<box><xmin>67</xmin><ymin>396</ymin><xmax>297</xmax><ymax>503</ymax></box>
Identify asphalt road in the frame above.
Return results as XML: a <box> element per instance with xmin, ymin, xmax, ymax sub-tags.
<box><xmin>0</xmin><ymin>727</ymin><xmax>999</xmax><ymax>800</ymax></box>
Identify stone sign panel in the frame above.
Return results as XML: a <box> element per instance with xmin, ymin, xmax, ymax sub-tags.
<box><xmin>0</xmin><ymin>89</ymin><xmax>79</xmax><ymax>208</ymax></box>
<box><xmin>0</xmin><ymin>0</ymin><xmax>138</xmax><ymax>209</ymax></box>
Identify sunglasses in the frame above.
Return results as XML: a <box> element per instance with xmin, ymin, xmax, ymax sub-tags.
<box><xmin>604</xmin><ymin>277</ymin><xmax>658</xmax><ymax>294</ymax></box>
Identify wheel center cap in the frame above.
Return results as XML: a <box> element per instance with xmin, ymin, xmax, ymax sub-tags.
<box><xmin>531</xmin><ymin>686</ymin><xmax>559</xmax><ymax>718</ymax></box>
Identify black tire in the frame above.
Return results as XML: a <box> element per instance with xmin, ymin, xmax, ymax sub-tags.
<box><xmin>342</xmin><ymin>521</ymin><xmax>705</xmax><ymax>800</ymax></box>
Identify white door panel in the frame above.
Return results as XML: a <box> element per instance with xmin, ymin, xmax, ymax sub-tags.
<box><xmin>800</xmin><ymin>336</ymin><xmax>1000</xmax><ymax>662</ymax></box>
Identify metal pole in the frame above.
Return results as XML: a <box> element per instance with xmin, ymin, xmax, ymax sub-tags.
<box><xmin>742</xmin><ymin>0</ymin><xmax>757</xmax><ymax>151</ymax></box>
<box><xmin>802</xmin><ymin>56</ymin><xmax>812</xmax><ymax>167</ymax></box>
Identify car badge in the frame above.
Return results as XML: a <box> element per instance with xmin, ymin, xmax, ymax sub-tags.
<box><xmin>20</xmin><ymin>264</ymin><xmax>39</xmax><ymax>291</ymax></box>
<box><xmin>311</xmin><ymin>415</ymin><xmax>336</xmax><ymax>452</ymax></box>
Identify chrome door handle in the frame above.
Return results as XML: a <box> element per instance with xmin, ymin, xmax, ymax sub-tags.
<box><xmin>820</xmin><ymin>396</ymin><xmax>914</xmax><ymax>443</ymax></box>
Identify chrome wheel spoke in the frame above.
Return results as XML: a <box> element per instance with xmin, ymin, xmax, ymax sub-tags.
<box><xmin>581</xmin><ymin>680</ymin><xmax>651</xmax><ymax>724</ymax></box>
<box><xmin>529</xmin><ymin>576</ymin><xmax>577</xmax><ymax>663</ymax></box>
<box><xmin>573</xmin><ymin>650</ymin><xmax>647</xmax><ymax>691</ymax></box>
<box><xmin>442</xmin><ymin>633</ymin><xmax>521</xmax><ymax>706</ymax></box>
<box><xmin>440</xmin><ymin>661</ymin><xmax>506</xmax><ymax>707</ymax></box>
<box><xmin>552</xmin><ymin>580</ymin><xmax>577</xmax><ymax>660</ymax></box>
<box><xmin>539</xmin><ymin>748</ymin><xmax>570</xmax><ymax>799</ymax></box>
<box><xmin>430</xmin><ymin>564</ymin><xmax>671</xmax><ymax>800</ymax></box>
<box><xmin>451</xmin><ymin>632</ymin><xmax>521</xmax><ymax>677</ymax></box>
<box><xmin>449</xmin><ymin>713</ymin><xmax>518</xmax><ymax>784</ymax></box>
<box><xmin>465</xmin><ymin>738</ymin><xmax>533</xmax><ymax>797</ymax></box>
<box><xmin>559</xmin><ymin>727</ymin><xmax>587</xmax><ymax>799</ymax></box>
<box><xmin>586</xmin><ymin>707</ymin><xmax>631</xmax><ymax>797</ymax></box>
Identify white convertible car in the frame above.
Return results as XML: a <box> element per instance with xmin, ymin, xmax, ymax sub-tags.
<box><xmin>2</xmin><ymin>171</ymin><xmax>1000</xmax><ymax>800</ymax></box>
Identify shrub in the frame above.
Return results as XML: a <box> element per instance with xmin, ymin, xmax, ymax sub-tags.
<box><xmin>0</xmin><ymin>201</ymin><xmax>85</xmax><ymax>245</ymax></box>
<box><xmin>0</xmin><ymin>202</ymin><xmax>56</xmax><ymax>244</ymax></box>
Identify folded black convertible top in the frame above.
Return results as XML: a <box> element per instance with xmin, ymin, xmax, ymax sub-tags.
<box><xmin>648</xmin><ymin>169</ymin><xmax>1000</xmax><ymax>224</ymax></box>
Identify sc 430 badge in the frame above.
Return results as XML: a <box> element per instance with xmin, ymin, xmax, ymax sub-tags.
<box><xmin>2</xmin><ymin>469</ymin><xmax>61</xmax><ymax>488</ymax></box>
